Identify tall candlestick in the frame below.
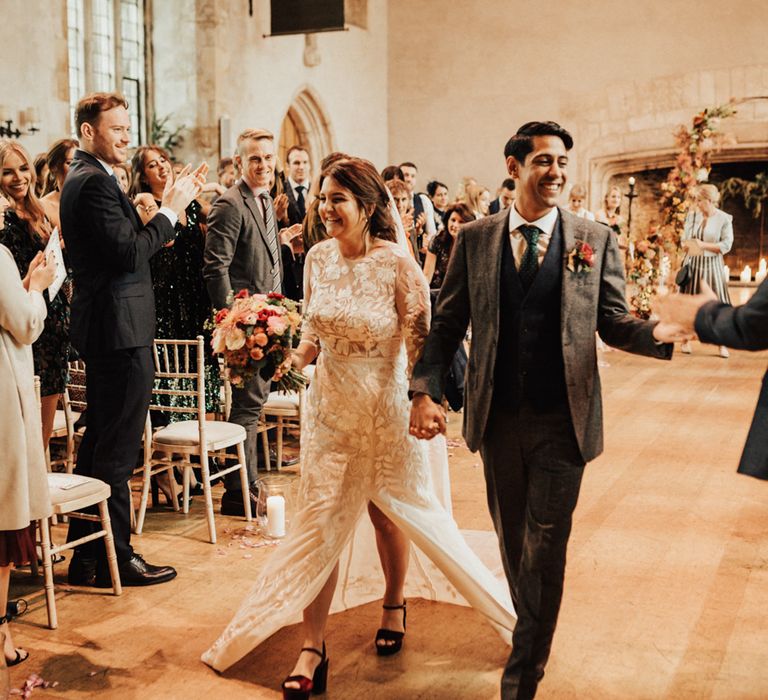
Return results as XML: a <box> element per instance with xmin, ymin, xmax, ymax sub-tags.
<box><xmin>266</xmin><ymin>495</ymin><xmax>286</xmax><ymax>538</ymax></box>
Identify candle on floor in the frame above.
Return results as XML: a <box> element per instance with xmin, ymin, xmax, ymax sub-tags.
<box><xmin>740</xmin><ymin>266</ymin><xmax>752</xmax><ymax>283</ymax></box>
<box><xmin>266</xmin><ymin>495</ymin><xmax>286</xmax><ymax>538</ymax></box>
<box><xmin>723</xmin><ymin>265</ymin><xmax>729</xmax><ymax>282</ymax></box>
<box><xmin>756</xmin><ymin>269</ymin><xmax>767</xmax><ymax>285</ymax></box>
<box><xmin>759</xmin><ymin>259</ymin><xmax>767</xmax><ymax>274</ymax></box>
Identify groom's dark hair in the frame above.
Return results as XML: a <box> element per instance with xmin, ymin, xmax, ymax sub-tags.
<box><xmin>504</xmin><ymin>121</ymin><xmax>573</xmax><ymax>163</ymax></box>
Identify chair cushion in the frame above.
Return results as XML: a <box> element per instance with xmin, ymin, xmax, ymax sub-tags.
<box><xmin>47</xmin><ymin>473</ymin><xmax>110</xmax><ymax>508</ymax></box>
<box><xmin>53</xmin><ymin>409</ymin><xmax>81</xmax><ymax>434</ymax></box>
<box><xmin>153</xmin><ymin>420</ymin><xmax>246</xmax><ymax>448</ymax></box>
<box><xmin>264</xmin><ymin>391</ymin><xmax>300</xmax><ymax>411</ymax></box>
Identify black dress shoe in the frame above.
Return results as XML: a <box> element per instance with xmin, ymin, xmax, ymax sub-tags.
<box><xmin>96</xmin><ymin>553</ymin><xmax>177</xmax><ymax>587</ymax></box>
<box><xmin>67</xmin><ymin>554</ymin><xmax>97</xmax><ymax>586</ymax></box>
<box><xmin>220</xmin><ymin>486</ymin><xmax>258</xmax><ymax>517</ymax></box>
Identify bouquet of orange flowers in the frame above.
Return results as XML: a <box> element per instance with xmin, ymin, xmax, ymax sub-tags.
<box><xmin>210</xmin><ymin>290</ymin><xmax>306</xmax><ymax>392</ymax></box>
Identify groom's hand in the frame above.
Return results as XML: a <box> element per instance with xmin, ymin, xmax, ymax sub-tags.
<box><xmin>409</xmin><ymin>393</ymin><xmax>446</xmax><ymax>439</ymax></box>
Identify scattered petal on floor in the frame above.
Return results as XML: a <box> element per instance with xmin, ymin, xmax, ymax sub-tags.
<box><xmin>10</xmin><ymin>673</ymin><xmax>59</xmax><ymax>699</ymax></box>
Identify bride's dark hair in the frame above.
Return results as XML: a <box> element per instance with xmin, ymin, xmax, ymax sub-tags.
<box><xmin>322</xmin><ymin>158</ymin><xmax>397</xmax><ymax>242</ymax></box>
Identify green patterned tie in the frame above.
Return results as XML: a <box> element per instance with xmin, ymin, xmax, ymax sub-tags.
<box><xmin>518</xmin><ymin>224</ymin><xmax>540</xmax><ymax>292</ymax></box>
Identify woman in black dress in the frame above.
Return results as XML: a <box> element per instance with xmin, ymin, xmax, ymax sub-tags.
<box><xmin>131</xmin><ymin>145</ymin><xmax>219</xmax><ymax>402</ymax></box>
<box><xmin>0</xmin><ymin>140</ymin><xmax>70</xmax><ymax>452</ymax></box>
<box><xmin>423</xmin><ymin>202</ymin><xmax>474</xmax><ymax>290</ymax></box>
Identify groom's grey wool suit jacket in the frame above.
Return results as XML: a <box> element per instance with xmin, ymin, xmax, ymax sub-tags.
<box><xmin>410</xmin><ymin>207</ymin><xmax>673</xmax><ymax>461</ymax></box>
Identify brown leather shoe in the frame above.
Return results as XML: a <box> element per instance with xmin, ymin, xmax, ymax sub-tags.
<box><xmin>220</xmin><ymin>486</ymin><xmax>258</xmax><ymax>517</ymax></box>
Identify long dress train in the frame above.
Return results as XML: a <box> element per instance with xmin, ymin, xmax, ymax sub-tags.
<box><xmin>202</xmin><ymin>240</ymin><xmax>515</xmax><ymax>672</ymax></box>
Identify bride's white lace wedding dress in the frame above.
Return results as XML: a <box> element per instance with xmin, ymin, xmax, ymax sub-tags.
<box><xmin>202</xmin><ymin>239</ymin><xmax>515</xmax><ymax>672</ymax></box>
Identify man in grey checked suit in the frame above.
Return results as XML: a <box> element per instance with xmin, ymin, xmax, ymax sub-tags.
<box><xmin>410</xmin><ymin>122</ymin><xmax>688</xmax><ymax>699</ymax></box>
<box><xmin>203</xmin><ymin>128</ymin><xmax>282</xmax><ymax>516</ymax></box>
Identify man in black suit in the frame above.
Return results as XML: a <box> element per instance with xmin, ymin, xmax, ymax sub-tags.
<box><xmin>659</xmin><ymin>279</ymin><xmax>768</xmax><ymax>479</ymax></box>
<box><xmin>489</xmin><ymin>178</ymin><xmax>517</xmax><ymax>215</ymax></box>
<box><xmin>62</xmin><ymin>92</ymin><xmax>205</xmax><ymax>587</ymax></box>
<box><xmin>276</xmin><ymin>145</ymin><xmax>310</xmax><ymax>301</ymax></box>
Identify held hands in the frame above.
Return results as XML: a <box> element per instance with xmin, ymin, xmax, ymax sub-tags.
<box><xmin>161</xmin><ymin>162</ymin><xmax>209</xmax><ymax>217</ymax></box>
<box><xmin>655</xmin><ymin>280</ymin><xmax>718</xmax><ymax>335</ymax></box>
<box><xmin>409</xmin><ymin>393</ymin><xmax>447</xmax><ymax>440</ymax></box>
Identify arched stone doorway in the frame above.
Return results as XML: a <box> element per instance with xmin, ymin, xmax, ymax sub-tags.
<box><xmin>278</xmin><ymin>87</ymin><xmax>334</xmax><ymax>177</ymax></box>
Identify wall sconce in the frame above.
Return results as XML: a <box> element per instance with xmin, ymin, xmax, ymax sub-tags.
<box><xmin>0</xmin><ymin>106</ymin><xmax>41</xmax><ymax>138</ymax></box>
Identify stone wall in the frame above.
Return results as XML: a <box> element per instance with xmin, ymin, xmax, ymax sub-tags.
<box><xmin>387</xmin><ymin>0</ymin><xmax>768</xmax><ymax>212</ymax></box>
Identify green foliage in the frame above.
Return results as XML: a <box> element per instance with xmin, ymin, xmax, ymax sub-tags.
<box><xmin>721</xmin><ymin>171</ymin><xmax>768</xmax><ymax>218</ymax></box>
<box><xmin>150</xmin><ymin>114</ymin><xmax>186</xmax><ymax>156</ymax></box>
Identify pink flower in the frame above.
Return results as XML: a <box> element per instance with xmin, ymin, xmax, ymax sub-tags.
<box><xmin>249</xmin><ymin>346</ymin><xmax>264</xmax><ymax>360</ymax></box>
<box><xmin>267</xmin><ymin>315</ymin><xmax>288</xmax><ymax>336</ymax></box>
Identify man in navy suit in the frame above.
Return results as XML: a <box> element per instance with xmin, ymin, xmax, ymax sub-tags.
<box><xmin>659</xmin><ymin>279</ymin><xmax>768</xmax><ymax>479</ymax></box>
<box><xmin>62</xmin><ymin>92</ymin><xmax>205</xmax><ymax>587</ymax></box>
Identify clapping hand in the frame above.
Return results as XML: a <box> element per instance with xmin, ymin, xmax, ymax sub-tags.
<box><xmin>655</xmin><ymin>280</ymin><xmax>718</xmax><ymax>334</ymax></box>
<box><xmin>279</xmin><ymin>224</ymin><xmax>304</xmax><ymax>254</ymax></box>
<box><xmin>409</xmin><ymin>394</ymin><xmax>447</xmax><ymax>440</ymax></box>
<box><xmin>0</xmin><ymin>193</ymin><xmax>9</xmax><ymax>228</ymax></box>
<box><xmin>274</xmin><ymin>193</ymin><xmax>289</xmax><ymax>223</ymax></box>
<box><xmin>414</xmin><ymin>212</ymin><xmax>426</xmax><ymax>234</ymax></box>
<box><xmin>161</xmin><ymin>162</ymin><xmax>209</xmax><ymax>216</ymax></box>
<box><xmin>23</xmin><ymin>251</ymin><xmax>56</xmax><ymax>293</ymax></box>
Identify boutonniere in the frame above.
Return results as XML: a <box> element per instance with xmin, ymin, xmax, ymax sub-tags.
<box><xmin>567</xmin><ymin>240</ymin><xmax>594</xmax><ymax>274</ymax></box>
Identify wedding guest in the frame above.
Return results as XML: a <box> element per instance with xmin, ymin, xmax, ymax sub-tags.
<box><xmin>489</xmin><ymin>178</ymin><xmax>516</xmax><ymax>214</ymax></box>
<box><xmin>40</xmin><ymin>138</ymin><xmax>79</xmax><ymax>229</ymax></box>
<box><xmin>217</xmin><ymin>157</ymin><xmax>236</xmax><ymax>189</ymax></box>
<box><xmin>280</xmin><ymin>145</ymin><xmax>311</xmax><ymax>227</ymax></box>
<box><xmin>455</xmin><ymin>175</ymin><xmax>477</xmax><ymax>203</ymax></box>
<box><xmin>0</xmin><ymin>141</ymin><xmax>69</xmax><ymax>453</ymax></box>
<box><xmin>32</xmin><ymin>153</ymin><xmax>48</xmax><ymax>198</ymax></box>
<box><xmin>566</xmin><ymin>184</ymin><xmax>595</xmax><ymax>220</ymax></box>
<box><xmin>400</xmin><ymin>161</ymin><xmax>437</xmax><ymax>247</ymax></box>
<box><xmin>380</xmin><ymin>165</ymin><xmax>404</xmax><ymax>185</ymax></box>
<box><xmin>0</xmin><ymin>240</ymin><xmax>56</xmax><ymax>669</ymax></box>
<box><xmin>595</xmin><ymin>185</ymin><xmax>628</xmax><ymax>251</ymax></box>
<box><xmin>387</xmin><ymin>178</ymin><xmax>418</xmax><ymax>259</ymax></box>
<box><xmin>62</xmin><ymin>91</ymin><xmax>205</xmax><ymax>587</ymax></box>
<box><xmin>678</xmin><ymin>183</ymin><xmax>733</xmax><ymax>357</ymax></box>
<box><xmin>466</xmin><ymin>183</ymin><xmax>491</xmax><ymax>219</ymax></box>
<box><xmin>112</xmin><ymin>162</ymin><xmax>131</xmax><ymax>194</ymax></box>
<box><xmin>658</xmin><ymin>279</ymin><xmax>768</xmax><ymax>478</ymax></box>
<box><xmin>427</xmin><ymin>180</ymin><xmax>449</xmax><ymax>229</ymax></box>
<box><xmin>410</xmin><ymin>121</ymin><xmax>687</xmax><ymax>700</ymax></box>
<box><xmin>202</xmin><ymin>158</ymin><xmax>516</xmax><ymax>696</ymax></box>
<box><xmin>203</xmin><ymin>128</ymin><xmax>282</xmax><ymax>516</ymax></box>
<box><xmin>423</xmin><ymin>202</ymin><xmax>474</xmax><ymax>290</ymax></box>
<box><xmin>130</xmin><ymin>144</ymin><xmax>221</xmax><ymax>413</ymax></box>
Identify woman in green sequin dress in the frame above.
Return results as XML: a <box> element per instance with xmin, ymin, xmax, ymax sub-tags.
<box><xmin>130</xmin><ymin>145</ymin><xmax>221</xmax><ymax>415</ymax></box>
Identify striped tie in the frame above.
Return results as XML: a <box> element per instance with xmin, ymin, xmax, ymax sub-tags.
<box><xmin>259</xmin><ymin>192</ymin><xmax>282</xmax><ymax>292</ymax></box>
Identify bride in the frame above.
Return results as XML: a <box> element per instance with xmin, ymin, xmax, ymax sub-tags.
<box><xmin>201</xmin><ymin>157</ymin><xmax>515</xmax><ymax>698</ymax></box>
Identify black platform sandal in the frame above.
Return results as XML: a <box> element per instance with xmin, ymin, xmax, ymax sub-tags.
<box><xmin>282</xmin><ymin>643</ymin><xmax>329</xmax><ymax>699</ymax></box>
<box><xmin>0</xmin><ymin>614</ymin><xmax>29</xmax><ymax>667</ymax></box>
<box><xmin>375</xmin><ymin>601</ymin><xmax>407</xmax><ymax>656</ymax></box>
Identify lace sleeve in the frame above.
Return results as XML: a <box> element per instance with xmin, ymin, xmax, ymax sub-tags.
<box><xmin>394</xmin><ymin>249</ymin><xmax>431</xmax><ymax>377</ymax></box>
<box><xmin>299</xmin><ymin>247</ymin><xmax>319</xmax><ymax>349</ymax></box>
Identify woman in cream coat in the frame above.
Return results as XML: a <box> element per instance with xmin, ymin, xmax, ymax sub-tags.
<box><xmin>0</xmin><ymin>194</ymin><xmax>55</xmax><ymax>667</ymax></box>
<box><xmin>679</xmin><ymin>184</ymin><xmax>734</xmax><ymax>357</ymax></box>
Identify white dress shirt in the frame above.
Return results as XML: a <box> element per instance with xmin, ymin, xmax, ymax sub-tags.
<box><xmin>508</xmin><ymin>206</ymin><xmax>559</xmax><ymax>270</ymax></box>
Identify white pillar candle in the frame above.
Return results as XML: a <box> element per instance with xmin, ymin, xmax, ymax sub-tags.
<box><xmin>723</xmin><ymin>265</ymin><xmax>729</xmax><ymax>282</ymax></box>
<box><xmin>740</xmin><ymin>266</ymin><xmax>752</xmax><ymax>283</ymax></box>
<box><xmin>756</xmin><ymin>269</ymin><xmax>767</xmax><ymax>285</ymax></box>
<box><xmin>266</xmin><ymin>495</ymin><xmax>286</xmax><ymax>538</ymax></box>
<box><xmin>759</xmin><ymin>259</ymin><xmax>767</xmax><ymax>274</ymax></box>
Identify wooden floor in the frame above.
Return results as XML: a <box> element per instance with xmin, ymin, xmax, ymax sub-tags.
<box><xmin>7</xmin><ymin>341</ymin><xmax>768</xmax><ymax>699</ymax></box>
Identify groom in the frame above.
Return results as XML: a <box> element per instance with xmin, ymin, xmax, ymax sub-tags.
<box><xmin>409</xmin><ymin>121</ymin><xmax>687</xmax><ymax>699</ymax></box>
